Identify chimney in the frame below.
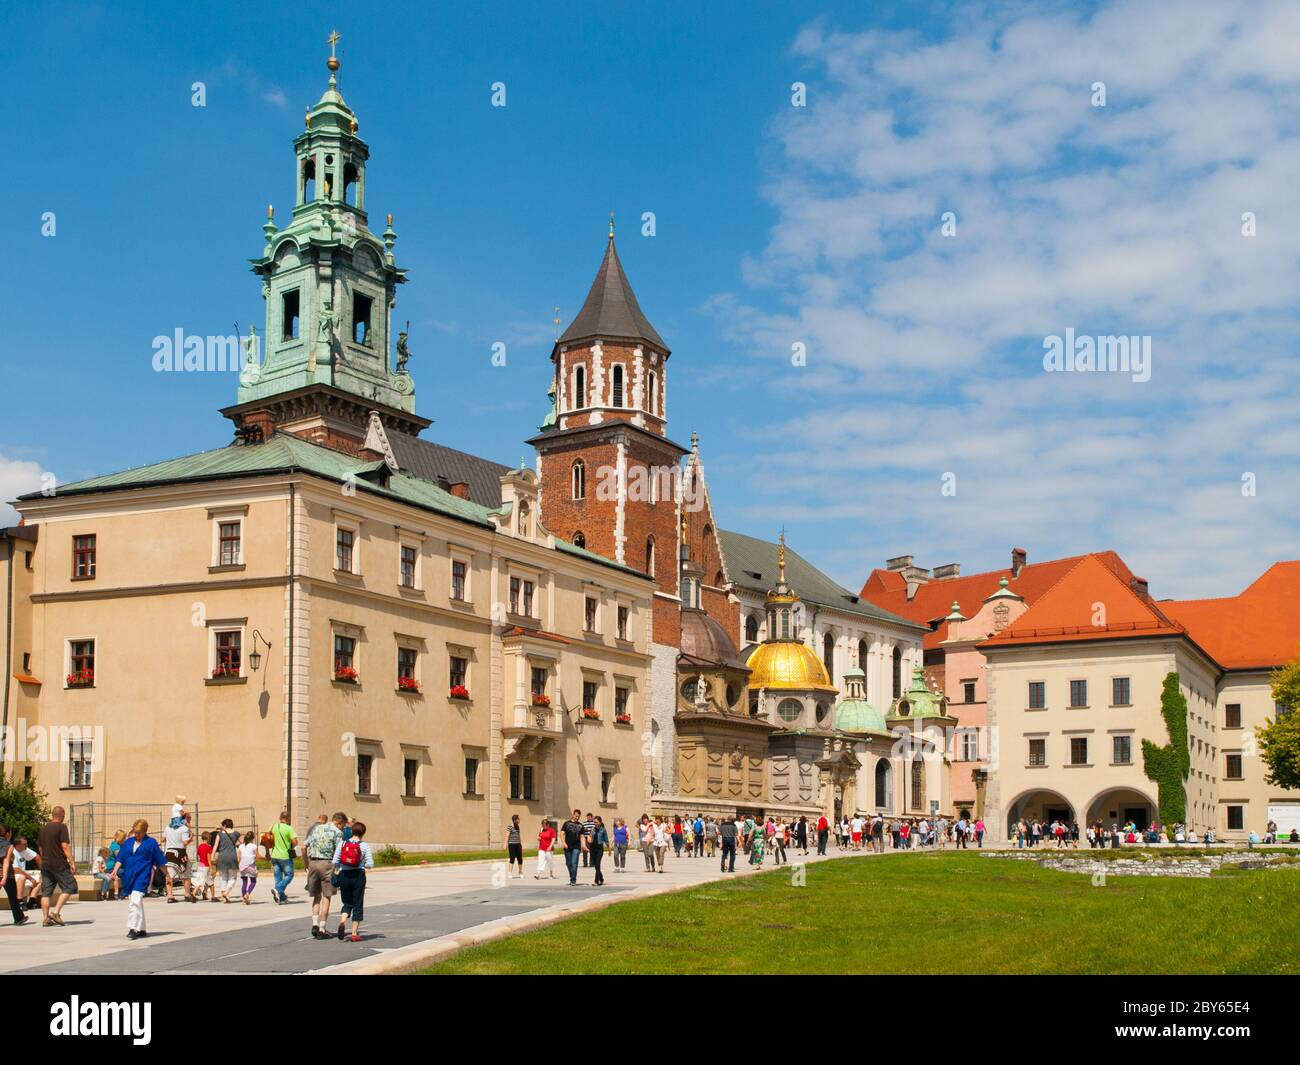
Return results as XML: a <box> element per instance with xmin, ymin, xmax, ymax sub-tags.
<box><xmin>932</xmin><ymin>563</ymin><xmax>961</xmax><ymax>580</ymax></box>
<box><xmin>448</xmin><ymin>482</ymin><xmax>471</xmax><ymax>500</ymax></box>
<box><xmin>902</xmin><ymin>565</ymin><xmax>931</xmax><ymax>600</ymax></box>
<box><xmin>886</xmin><ymin>555</ymin><xmax>914</xmax><ymax>573</ymax></box>
<box><xmin>1130</xmin><ymin>575</ymin><xmax>1149</xmax><ymax>599</ymax></box>
<box><xmin>1011</xmin><ymin>547</ymin><xmax>1027</xmax><ymax>578</ymax></box>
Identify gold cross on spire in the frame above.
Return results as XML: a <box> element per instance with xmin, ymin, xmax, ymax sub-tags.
<box><xmin>778</xmin><ymin>527</ymin><xmax>787</xmax><ymax>584</ymax></box>
<box><xmin>328</xmin><ymin>29</ymin><xmax>341</xmax><ymax>56</ymax></box>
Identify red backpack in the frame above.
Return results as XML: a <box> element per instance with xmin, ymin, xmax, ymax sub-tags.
<box><xmin>339</xmin><ymin>839</ymin><xmax>363</xmax><ymax>867</ymax></box>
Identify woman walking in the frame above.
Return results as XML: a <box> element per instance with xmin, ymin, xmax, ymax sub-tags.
<box><xmin>238</xmin><ymin>832</ymin><xmax>259</xmax><ymax>904</ymax></box>
<box><xmin>612</xmin><ymin>819</ymin><xmax>629</xmax><ymax>872</ymax></box>
<box><xmin>332</xmin><ymin>820</ymin><xmax>373</xmax><ymax>942</ymax></box>
<box><xmin>640</xmin><ymin>816</ymin><xmax>657</xmax><ymax>872</ymax></box>
<box><xmin>212</xmin><ymin>818</ymin><xmax>241</xmax><ymax>903</ymax></box>
<box><xmin>117</xmin><ymin>820</ymin><xmax>166</xmax><ymax>939</ymax></box>
<box><xmin>535</xmin><ymin>819</ymin><xmax>556</xmax><ymax>880</ymax></box>
<box><xmin>590</xmin><ymin>816</ymin><xmax>609</xmax><ymax>886</ymax></box>
<box><xmin>771</xmin><ymin>820</ymin><xmax>787</xmax><ymax>865</ymax></box>
<box><xmin>653</xmin><ymin>817</ymin><xmax>670</xmax><ymax>873</ymax></box>
<box><xmin>671</xmin><ymin>817</ymin><xmax>684</xmax><ymax>858</ymax></box>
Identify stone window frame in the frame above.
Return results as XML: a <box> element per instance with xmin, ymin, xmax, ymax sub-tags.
<box><xmin>206</xmin><ymin>616</ymin><xmax>248</xmax><ymax>682</ymax></box>
<box><xmin>65</xmin><ymin>635</ymin><xmax>98</xmax><ymax>689</ymax></box>
<box><xmin>354</xmin><ymin>739</ymin><xmax>382</xmax><ymax>798</ymax></box>
<box><xmin>332</xmin><ymin>511</ymin><xmax>363</xmax><ymax>577</ymax></box>
<box><xmin>207</xmin><ymin>505</ymin><xmax>248</xmax><ymax>570</ymax></box>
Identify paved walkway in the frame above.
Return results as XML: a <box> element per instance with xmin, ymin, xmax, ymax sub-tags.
<box><xmin>2</xmin><ymin>843</ymin><xmax>887</xmax><ymax>975</ymax></box>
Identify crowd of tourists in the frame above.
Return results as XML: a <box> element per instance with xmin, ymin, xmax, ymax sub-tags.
<box><xmin>0</xmin><ymin>798</ymin><xmax>373</xmax><ymax>942</ymax></box>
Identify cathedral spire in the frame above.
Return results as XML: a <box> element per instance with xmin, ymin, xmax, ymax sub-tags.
<box><xmin>557</xmin><ymin>229</ymin><xmax>668</xmax><ymax>353</ymax></box>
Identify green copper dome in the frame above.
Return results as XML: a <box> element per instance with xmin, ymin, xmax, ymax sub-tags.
<box><xmin>889</xmin><ymin>665</ymin><xmax>946</xmax><ymax>719</ymax></box>
<box><xmin>833</xmin><ymin>668</ymin><xmax>886</xmax><ymax>733</ymax></box>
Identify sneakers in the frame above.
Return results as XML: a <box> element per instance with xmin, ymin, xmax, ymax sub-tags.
<box><xmin>127</xmin><ymin>929</ymin><xmax>139</xmax><ymax>940</ymax></box>
<box><xmin>337</xmin><ymin>923</ymin><xmax>346</xmax><ymax>941</ymax></box>
<box><xmin>349</xmin><ymin>933</ymin><xmax>361</xmax><ymax>943</ymax></box>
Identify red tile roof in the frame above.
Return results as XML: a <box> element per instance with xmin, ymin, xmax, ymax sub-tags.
<box><xmin>978</xmin><ymin>554</ymin><xmax>1186</xmax><ymax>650</ymax></box>
<box><xmin>859</xmin><ymin>550</ymin><xmax>1135</xmax><ymax>650</ymax></box>
<box><xmin>1161</xmin><ymin>561</ymin><xmax>1300</xmax><ymax>671</ymax></box>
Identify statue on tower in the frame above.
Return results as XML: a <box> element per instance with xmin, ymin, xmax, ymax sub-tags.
<box><xmin>314</xmin><ymin>291</ymin><xmax>339</xmax><ymax>371</ymax></box>
<box><xmin>238</xmin><ymin>323</ymin><xmax>261</xmax><ymax>388</ymax></box>
<box><xmin>396</xmin><ymin>321</ymin><xmax>412</xmax><ymax>374</ymax></box>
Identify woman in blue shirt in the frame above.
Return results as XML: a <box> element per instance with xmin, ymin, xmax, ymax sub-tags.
<box><xmin>117</xmin><ymin>820</ymin><xmax>166</xmax><ymax>939</ymax></box>
<box><xmin>611</xmin><ymin>819</ymin><xmax>629</xmax><ymax>872</ymax></box>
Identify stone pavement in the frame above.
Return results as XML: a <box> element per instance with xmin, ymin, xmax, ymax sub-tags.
<box><xmin>1</xmin><ymin>841</ymin><xmax>895</xmax><ymax>975</ymax></box>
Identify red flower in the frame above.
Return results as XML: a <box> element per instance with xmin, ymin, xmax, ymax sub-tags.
<box><xmin>449</xmin><ymin>684</ymin><xmax>470</xmax><ymax>699</ymax></box>
<box><xmin>531</xmin><ymin>692</ymin><xmax>551</xmax><ymax>707</ymax></box>
<box><xmin>615</xmin><ymin>713</ymin><xmax>632</xmax><ymax>725</ymax></box>
<box><xmin>581</xmin><ymin>707</ymin><xmax>601</xmax><ymax>720</ymax></box>
<box><xmin>397</xmin><ymin>676</ymin><xmax>421</xmax><ymax>692</ymax></box>
<box><xmin>66</xmin><ymin>669</ymin><xmax>94</xmax><ymax>688</ymax></box>
<box><xmin>335</xmin><ymin>666</ymin><xmax>359</xmax><ymax>683</ymax></box>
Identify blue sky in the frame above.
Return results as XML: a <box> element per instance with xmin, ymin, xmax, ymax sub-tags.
<box><xmin>3</xmin><ymin>1</ymin><xmax>1299</xmax><ymax>599</ymax></box>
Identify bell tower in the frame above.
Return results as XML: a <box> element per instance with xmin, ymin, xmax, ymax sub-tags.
<box><xmin>530</xmin><ymin>220</ymin><xmax>685</xmax><ymax>645</ymax></box>
<box><xmin>222</xmin><ymin>32</ymin><xmax>428</xmax><ymax>449</ymax></box>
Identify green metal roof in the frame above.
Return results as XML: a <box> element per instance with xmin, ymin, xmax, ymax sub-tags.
<box><xmin>834</xmin><ymin>696</ymin><xmax>887</xmax><ymax>734</ymax></box>
<box><xmin>26</xmin><ymin>433</ymin><xmax>647</xmax><ymax>580</ymax></box>
<box><xmin>717</xmin><ymin>529</ymin><xmax>922</xmax><ymax>631</ymax></box>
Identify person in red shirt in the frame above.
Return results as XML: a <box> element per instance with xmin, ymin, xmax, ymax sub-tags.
<box><xmin>193</xmin><ymin>832</ymin><xmax>215</xmax><ymax>901</ymax></box>
<box><xmin>534</xmin><ymin>820</ymin><xmax>557</xmax><ymax>880</ymax></box>
<box><xmin>816</xmin><ymin>814</ymin><xmax>830</xmax><ymax>855</ymax></box>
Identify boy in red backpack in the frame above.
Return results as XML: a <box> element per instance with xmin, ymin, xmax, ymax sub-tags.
<box><xmin>332</xmin><ymin>820</ymin><xmax>373</xmax><ymax>942</ymax></box>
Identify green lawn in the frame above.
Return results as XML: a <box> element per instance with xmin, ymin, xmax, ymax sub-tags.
<box><xmin>418</xmin><ymin>851</ymin><xmax>1300</xmax><ymax>975</ymax></box>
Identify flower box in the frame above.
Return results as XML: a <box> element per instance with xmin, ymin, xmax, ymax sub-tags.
<box><xmin>615</xmin><ymin>714</ymin><xmax>633</xmax><ymax>725</ymax></box>
<box><xmin>531</xmin><ymin>693</ymin><xmax>551</xmax><ymax>707</ymax></box>
<box><xmin>211</xmin><ymin>666</ymin><xmax>240</xmax><ymax>680</ymax></box>
<box><xmin>66</xmin><ymin>670</ymin><xmax>94</xmax><ymax>689</ymax></box>
<box><xmin>581</xmin><ymin>707</ymin><xmax>601</xmax><ymax>721</ymax></box>
<box><xmin>449</xmin><ymin>685</ymin><xmax>470</xmax><ymax>700</ymax></box>
<box><xmin>334</xmin><ymin>667</ymin><xmax>360</xmax><ymax>684</ymax></box>
<box><xmin>397</xmin><ymin>676</ymin><xmax>421</xmax><ymax>693</ymax></box>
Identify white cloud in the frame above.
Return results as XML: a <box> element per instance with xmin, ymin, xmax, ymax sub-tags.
<box><xmin>0</xmin><ymin>453</ymin><xmax>49</xmax><ymax>527</ymax></box>
<box><xmin>713</xmin><ymin>0</ymin><xmax>1300</xmax><ymax>599</ymax></box>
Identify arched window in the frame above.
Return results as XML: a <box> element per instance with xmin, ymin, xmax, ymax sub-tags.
<box><xmin>572</xmin><ymin>531</ymin><xmax>585</xmax><ymax>548</ymax></box>
<box><xmin>612</xmin><ymin>364</ymin><xmax>625</xmax><ymax>407</ymax></box>
<box><xmin>573</xmin><ymin>365</ymin><xmax>586</xmax><ymax>410</ymax></box>
<box><xmin>875</xmin><ymin>760</ymin><xmax>892</xmax><ymax>808</ymax></box>
<box><xmin>745</xmin><ymin>615</ymin><xmax>759</xmax><ymax>644</ymax></box>
<box><xmin>816</xmin><ymin>702</ymin><xmax>831</xmax><ymax>724</ymax></box>
<box><xmin>571</xmin><ymin>459</ymin><xmax>585</xmax><ymax>500</ymax></box>
<box><xmin>892</xmin><ymin>646</ymin><xmax>903</xmax><ymax>700</ymax></box>
<box><xmin>517</xmin><ymin>501</ymin><xmax>530</xmax><ymax>537</ymax></box>
<box><xmin>301</xmin><ymin>158</ymin><xmax>316</xmax><ymax>202</ymax></box>
<box><xmin>343</xmin><ymin>161</ymin><xmax>359</xmax><ymax>205</ymax></box>
<box><xmin>648</xmin><ymin>369</ymin><xmax>657</xmax><ymax>415</ymax></box>
<box><xmin>777</xmin><ymin>698</ymin><xmax>802</xmax><ymax>724</ymax></box>
<box><xmin>858</xmin><ymin>639</ymin><xmax>868</xmax><ymax>673</ymax></box>
<box><xmin>780</xmin><ymin>608</ymin><xmax>791</xmax><ymax>639</ymax></box>
<box><xmin>823</xmin><ymin>632</ymin><xmax>835</xmax><ymax>678</ymax></box>
<box><xmin>714</xmin><ymin>570</ymin><xmax>725</xmax><ymax>588</ymax></box>
<box><xmin>645</xmin><ymin>536</ymin><xmax>655</xmax><ymax>578</ymax></box>
<box><xmin>911</xmin><ymin>756</ymin><xmax>924</xmax><ymax>809</ymax></box>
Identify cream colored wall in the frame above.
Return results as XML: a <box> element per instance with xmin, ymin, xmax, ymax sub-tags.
<box><xmin>1215</xmin><ymin>672</ymin><xmax>1300</xmax><ymax>839</ymax></box>
<box><xmin>985</xmin><ymin>638</ymin><xmax>1219</xmax><ymax>840</ymax></box>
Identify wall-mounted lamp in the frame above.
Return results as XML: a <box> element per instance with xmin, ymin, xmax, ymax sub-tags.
<box><xmin>248</xmin><ymin>629</ymin><xmax>273</xmax><ymax>673</ymax></box>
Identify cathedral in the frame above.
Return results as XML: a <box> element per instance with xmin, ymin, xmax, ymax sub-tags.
<box><xmin>0</xmin><ymin>49</ymin><xmax>956</xmax><ymax>851</ymax></box>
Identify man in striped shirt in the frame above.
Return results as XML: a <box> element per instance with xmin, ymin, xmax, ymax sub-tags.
<box><xmin>582</xmin><ymin>813</ymin><xmax>595</xmax><ymax>867</ymax></box>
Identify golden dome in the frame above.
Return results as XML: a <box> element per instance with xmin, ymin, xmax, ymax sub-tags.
<box><xmin>745</xmin><ymin>640</ymin><xmax>837</xmax><ymax>692</ymax></box>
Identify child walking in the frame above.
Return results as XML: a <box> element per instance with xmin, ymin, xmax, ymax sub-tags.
<box><xmin>238</xmin><ymin>831</ymin><xmax>259</xmax><ymax>904</ymax></box>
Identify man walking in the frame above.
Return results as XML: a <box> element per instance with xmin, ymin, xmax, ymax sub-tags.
<box><xmin>38</xmin><ymin>807</ymin><xmax>76</xmax><ymax>927</ymax></box>
<box><xmin>693</xmin><ymin>814</ymin><xmax>705</xmax><ymax>857</ymax></box>
<box><xmin>303</xmin><ymin>812</ymin><xmax>342</xmax><ymax>938</ymax></box>
<box><xmin>561</xmin><ymin>809</ymin><xmax>587</xmax><ymax>885</ymax></box>
<box><xmin>718</xmin><ymin>815</ymin><xmax>737</xmax><ymax>873</ymax></box>
<box><xmin>581</xmin><ymin>812</ymin><xmax>595</xmax><ymax>867</ymax></box>
<box><xmin>163</xmin><ymin>812</ymin><xmax>194</xmax><ymax>902</ymax></box>
<box><xmin>269</xmin><ymin>811</ymin><xmax>299</xmax><ymax>903</ymax></box>
<box><xmin>816</xmin><ymin>812</ymin><xmax>829</xmax><ymax>855</ymax></box>
<box><xmin>1</xmin><ymin>825</ymin><xmax>29</xmax><ymax>926</ymax></box>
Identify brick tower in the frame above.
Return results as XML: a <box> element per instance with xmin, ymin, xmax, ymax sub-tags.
<box><xmin>530</xmin><ymin>221</ymin><xmax>686</xmax><ymax>648</ymax></box>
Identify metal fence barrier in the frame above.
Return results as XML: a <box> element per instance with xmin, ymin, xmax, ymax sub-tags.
<box><xmin>69</xmin><ymin>802</ymin><xmax>258</xmax><ymax>863</ymax></box>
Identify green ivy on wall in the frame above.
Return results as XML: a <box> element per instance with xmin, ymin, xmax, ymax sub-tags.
<box><xmin>1142</xmin><ymin>672</ymin><xmax>1190</xmax><ymax>824</ymax></box>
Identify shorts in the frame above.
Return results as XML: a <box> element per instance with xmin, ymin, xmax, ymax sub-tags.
<box><xmin>166</xmin><ymin>849</ymin><xmax>188</xmax><ymax>872</ymax></box>
<box><xmin>507</xmin><ymin>843</ymin><xmax>523</xmax><ymax>863</ymax></box>
<box><xmin>306</xmin><ymin>858</ymin><xmax>336</xmax><ymax>899</ymax></box>
<box><xmin>41</xmin><ymin>867</ymin><xmax>78</xmax><ymax>897</ymax></box>
<box><xmin>191</xmin><ymin>864</ymin><xmax>211</xmax><ymax>888</ymax></box>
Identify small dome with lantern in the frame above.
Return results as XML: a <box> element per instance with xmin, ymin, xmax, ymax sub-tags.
<box><xmin>889</xmin><ymin>665</ymin><xmax>948</xmax><ymax>720</ymax></box>
<box><xmin>833</xmin><ymin>668</ymin><xmax>887</xmax><ymax>733</ymax></box>
<box><xmin>744</xmin><ymin>532</ymin><xmax>836</xmax><ymax>694</ymax></box>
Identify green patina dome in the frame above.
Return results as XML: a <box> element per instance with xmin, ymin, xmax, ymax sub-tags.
<box><xmin>889</xmin><ymin>665</ymin><xmax>946</xmax><ymax>719</ymax></box>
<box><xmin>834</xmin><ymin>668</ymin><xmax>886</xmax><ymax>733</ymax></box>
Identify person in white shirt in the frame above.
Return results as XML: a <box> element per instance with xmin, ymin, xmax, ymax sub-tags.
<box><xmin>163</xmin><ymin>814</ymin><xmax>193</xmax><ymax>903</ymax></box>
<box><xmin>238</xmin><ymin>832</ymin><xmax>259</xmax><ymax>904</ymax></box>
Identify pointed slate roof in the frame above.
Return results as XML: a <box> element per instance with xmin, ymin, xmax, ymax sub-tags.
<box><xmin>557</xmin><ymin>236</ymin><xmax>668</xmax><ymax>352</ymax></box>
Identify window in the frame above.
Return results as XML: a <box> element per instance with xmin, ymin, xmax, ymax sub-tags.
<box><xmin>449</xmin><ymin>655</ymin><xmax>467</xmax><ymax>691</ymax></box>
<box><xmin>1028</xmin><ymin>738</ymin><xmax>1047</xmax><ymax>766</ymax></box>
<box><xmin>72</xmin><ymin>534</ymin><xmax>96</xmax><ymax>579</ymax></box>
<box><xmin>857</xmin><ymin>639</ymin><xmax>868</xmax><ymax>673</ymax></box>
<box><xmin>1069</xmin><ymin>679</ymin><xmax>1088</xmax><ymax>708</ymax></box>
<box><xmin>451</xmin><ymin>558</ymin><xmax>467</xmax><ymax>601</ymax></box>
<box><xmin>403</xmin><ymin>758</ymin><xmax>420</xmax><ymax>798</ymax></box>
<box><xmin>335</xmin><ymin>527</ymin><xmax>355</xmax><ymax>573</ymax></box>
<box><xmin>823</xmin><ymin>633</ymin><xmax>835</xmax><ymax>678</ymax></box>
<box><xmin>571</xmin><ymin>459</ymin><xmax>586</xmax><ymax>500</ymax></box>
<box><xmin>617</xmin><ymin>605</ymin><xmax>629</xmax><ymax>641</ymax></box>
<box><xmin>647</xmin><ymin>369</ymin><xmax>657</xmax><ymax>415</ymax></box>
<box><xmin>214</xmin><ymin>630</ymin><xmax>241</xmax><ymax>677</ymax></box>
<box><xmin>464</xmin><ymin>757</ymin><xmax>480</xmax><ymax>796</ymax></box>
<box><xmin>959</xmin><ymin>729</ymin><xmax>979</xmax><ymax>761</ymax></box>
<box><xmin>352</xmin><ymin>292</ymin><xmax>373</xmax><ymax>345</ymax></box>
<box><xmin>1227</xmin><ymin>805</ymin><xmax>1244</xmax><ymax>831</ymax></box>
<box><xmin>334</xmin><ymin>635</ymin><xmax>356</xmax><ymax>677</ymax></box>
<box><xmin>1113</xmin><ymin>735</ymin><xmax>1132</xmax><ymax>765</ymax></box>
<box><xmin>777</xmin><ymin>698</ymin><xmax>802</xmax><ymax>724</ymax></box>
<box><xmin>1028</xmin><ymin>681</ymin><xmax>1046</xmax><ymax>709</ymax></box>
<box><xmin>745</xmin><ymin>615</ymin><xmax>759</xmax><ymax>644</ymax></box>
<box><xmin>509</xmin><ymin>576</ymin><xmax>535</xmax><ymax>616</ymax></box>
<box><xmin>582</xmin><ymin>680</ymin><xmax>598</xmax><ymax>712</ymax></box>
<box><xmin>1070</xmin><ymin>737</ymin><xmax>1089</xmax><ymax>765</ymax></box>
<box><xmin>892</xmin><ymin>647</ymin><xmax>902</xmax><ymax>699</ymax></box>
<box><xmin>397</xmin><ymin>647</ymin><xmax>417</xmax><ymax>687</ymax></box>
<box><xmin>612</xmin><ymin>364</ymin><xmax>624</xmax><ymax>407</ymax></box>
<box><xmin>1225</xmin><ymin>703</ymin><xmax>1242</xmax><ymax>729</ymax></box>
<box><xmin>780</xmin><ymin>609</ymin><xmax>791</xmax><ymax>640</ymax></box>
<box><xmin>509</xmin><ymin>576</ymin><xmax>519</xmax><ymax>613</ymax></box>
<box><xmin>509</xmin><ymin>764</ymin><xmax>536</xmax><ymax>801</ymax></box>
<box><xmin>910</xmin><ymin>758</ymin><xmax>924</xmax><ymax>806</ymax></box>
<box><xmin>218</xmin><ymin>522</ymin><xmax>242</xmax><ymax>567</ymax></box>
<box><xmin>1225</xmin><ymin>753</ymin><xmax>1243</xmax><ymax>780</ymax></box>
<box><xmin>645</xmin><ymin>536</ymin><xmax>655</xmax><ymax>578</ymax></box>
<box><xmin>963</xmin><ymin>680</ymin><xmax>977</xmax><ymax>704</ymax></box>
<box><xmin>1112</xmin><ymin>677</ymin><xmax>1131</xmax><ymax>706</ymax></box>
<box><xmin>600</xmin><ymin>769</ymin><xmax>614</xmax><ymax>804</ymax></box>
<box><xmin>573</xmin><ymin>365</ymin><xmax>586</xmax><ymax>409</ymax></box>
<box><xmin>615</xmin><ymin>687</ymin><xmax>629</xmax><ymax>721</ymax></box>
<box><xmin>522</xmin><ymin>579</ymin><xmax>534</xmax><ymax>616</ymax></box>
<box><xmin>585</xmin><ymin>596</ymin><xmax>598</xmax><ymax>632</ymax></box>
<box><xmin>399</xmin><ymin>545</ymin><xmax>417</xmax><ymax>588</ymax></box>
<box><xmin>282</xmin><ymin>289</ymin><xmax>300</xmax><ymax>340</ymax></box>
<box><xmin>531</xmin><ymin>667</ymin><xmax>548</xmax><ymax>698</ymax></box>
<box><xmin>68</xmin><ymin>639</ymin><xmax>95</xmax><ymax>687</ymax></box>
<box><xmin>68</xmin><ymin>739</ymin><xmax>93</xmax><ymax>788</ymax></box>
<box><xmin>573</xmin><ymin>531</ymin><xmax>586</xmax><ymax>548</ymax></box>
<box><xmin>356</xmin><ymin>753</ymin><xmax>375</xmax><ymax>796</ymax></box>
